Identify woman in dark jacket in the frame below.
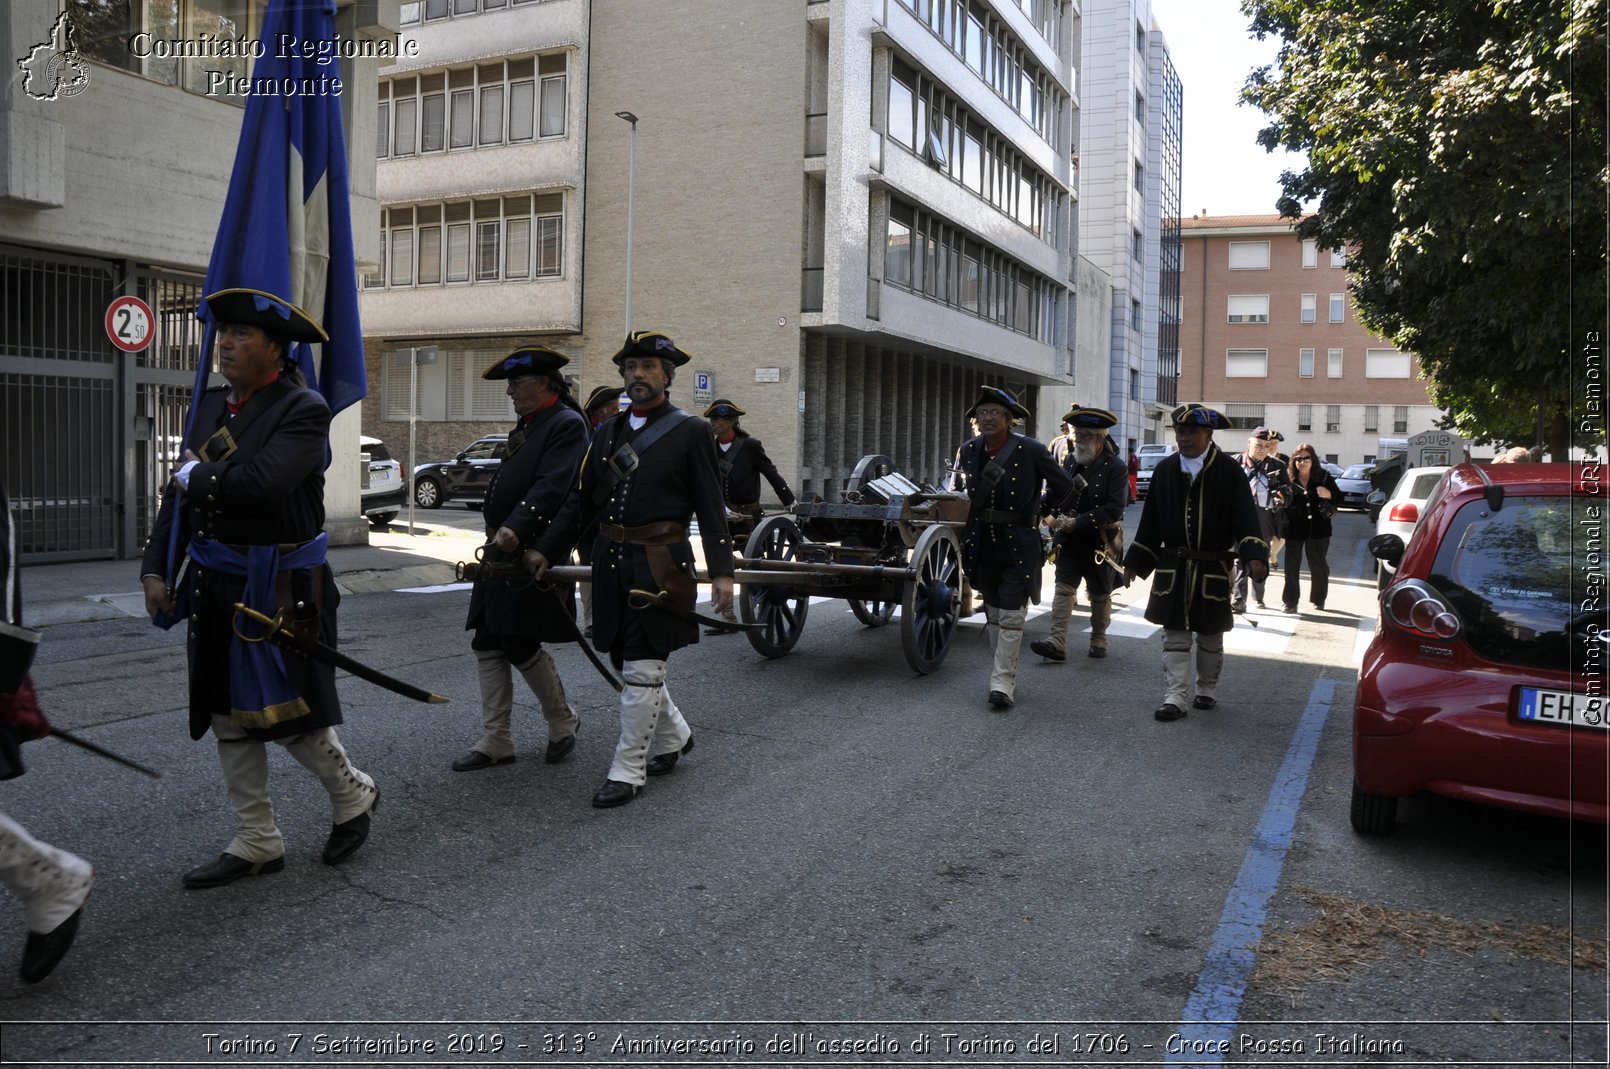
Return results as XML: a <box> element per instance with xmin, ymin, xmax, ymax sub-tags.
<box><xmin>1281</xmin><ymin>442</ymin><xmax>1340</xmax><ymax>612</ymax></box>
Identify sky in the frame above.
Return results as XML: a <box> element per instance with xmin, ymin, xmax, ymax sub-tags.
<box><xmin>1147</xmin><ymin>0</ymin><xmax>1309</xmax><ymax>218</ymax></box>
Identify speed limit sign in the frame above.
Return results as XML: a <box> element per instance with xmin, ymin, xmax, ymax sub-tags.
<box><xmin>105</xmin><ymin>295</ymin><xmax>155</xmax><ymax>353</ymax></box>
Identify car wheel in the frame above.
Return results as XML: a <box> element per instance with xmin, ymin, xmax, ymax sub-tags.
<box><xmin>1350</xmin><ymin>781</ymin><xmax>1397</xmax><ymax>835</ymax></box>
<box><xmin>368</xmin><ymin>511</ymin><xmax>397</xmax><ymax>529</ymax></box>
<box><xmin>414</xmin><ymin>476</ymin><xmax>444</xmax><ymax>509</ymax></box>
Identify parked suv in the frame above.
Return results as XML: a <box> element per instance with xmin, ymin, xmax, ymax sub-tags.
<box><xmin>412</xmin><ymin>435</ymin><xmax>507</xmax><ymax>509</ymax></box>
<box><xmin>1132</xmin><ymin>444</ymin><xmax>1177</xmax><ymax>500</ymax></box>
<box><xmin>360</xmin><ymin>435</ymin><xmax>405</xmax><ymax>529</ymax></box>
<box><xmin>1355</xmin><ymin>463</ymin><xmax>1606</xmax><ymax>834</ymax></box>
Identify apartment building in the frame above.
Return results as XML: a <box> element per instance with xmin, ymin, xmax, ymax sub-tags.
<box><xmin>1075</xmin><ymin>0</ymin><xmax>1181</xmax><ymax>456</ymax></box>
<box><xmin>1</xmin><ymin>0</ymin><xmax>387</xmax><ymax>561</ymax></box>
<box><xmin>363</xmin><ymin>0</ymin><xmax>1085</xmax><ymax>500</ymax></box>
<box><xmin>1179</xmin><ymin>215</ymin><xmax>1457</xmax><ymax>466</ymax></box>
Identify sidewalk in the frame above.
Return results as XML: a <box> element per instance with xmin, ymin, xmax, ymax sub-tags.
<box><xmin>20</xmin><ymin>520</ymin><xmax>487</xmax><ymax>628</ymax></box>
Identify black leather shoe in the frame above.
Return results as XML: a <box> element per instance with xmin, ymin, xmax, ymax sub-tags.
<box><xmin>646</xmin><ymin>734</ymin><xmax>694</xmax><ymax>777</ymax></box>
<box><xmin>988</xmin><ymin>690</ymin><xmax>1014</xmax><ymax>710</ymax></box>
<box><xmin>182</xmin><ymin>853</ymin><xmax>285</xmax><ymax>890</ymax></box>
<box><xmin>20</xmin><ymin>908</ymin><xmax>84</xmax><ymax>984</ymax></box>
<box><xmin>544</xmin><ymin>733</ymin><xmax>577</xmax><ymax>765</ymax></box>
<box><xmin>1284</xmin><ymin>604</ymin><xmax>1299</xmax><ymax>614</ymax></box>
<box><xmin>1313</xmin><ymin>602</ymin><xmax>1326</xmax><ymax>611</ymax></box>
<box><xmin>1028</xmin><ymin>639</ymin><xmax>1066</xmax><ymax>662</ymax></box>
<box><xmin>1154</xmin><ymin>703</ymin><xmax>1187</xmax><ymax>722</ymax></box>
<box><xmin>323</xmin><ymin>789</ymin><xmax>378</xmax><ymax>866</ymax></box>
<box><xmin>1088</xmin><ymin>645</ymin><xmax>1107</xmax><ymax>659</ymax></box>
<box><xmin>451</xmin><ymin>750</ymin><xmax>515</xmax><ymax>772</ymax></box>
<box><xmin>592</xmin><ymin>779</ymin><xmax>640</xmax><ymax>807</ymax></box>
<box><xmin>1192</xmin><ymin>695</ymin><xmax>1217</xmax><ymax>710</ymax></box>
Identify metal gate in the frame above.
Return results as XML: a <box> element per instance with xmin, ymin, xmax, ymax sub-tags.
<box><xmin>0</xmin><ymin>245</ymin><xmax>202</xmax><ymax>562</ymax></box>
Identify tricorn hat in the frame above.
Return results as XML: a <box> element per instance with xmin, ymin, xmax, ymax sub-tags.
<box><xmin>583</xmin><ymin>384</ymin><xmax>625</xmax><ymax>416</ymax></box>
<box><xmin>203</xmin><ymin>288</ymin><xmax>326</xmax><ymax>343</ymax></box>
<box><xmin>1171</xmin><ymin>403</ymin><xmax>1232</xmax><ymax>430</ymax></box>
<box><xmin>703</xmin><ymin>399</ymin><xmax>746</xmax><ymax>419</ymax></box>
<box><xmin>1061</xmin><ymin>404</ymin><xmax>1118</xmax><ymax>430</ymax></box>
<box><xmin>966</xmin><ymin>385</ymin><xmax>1030</xmax><ymax>422</ymax></box>
<box><xmin>482</xmin><ymin>346</ymin><xmax>570</xmax><ymax>381</ymax></box>
<box><xmin>612</xmin><ymin>330</ymin><xmax>692</xmax><ymax>367</ymax></box>
<box><xmin>1249</xmin><ymin>425</ymin><xmax>1285</xmax><ymax>442</ymax></box>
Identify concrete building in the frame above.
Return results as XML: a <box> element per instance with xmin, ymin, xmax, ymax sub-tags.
<box><xmin>363</xmin><ymin>0</ymin><xmax>1086</xmax><ymax>504</ymax></box>
<box><xmin>1</xmin><ymin>0</ymin><xmax>388</xmax><ymax>561</ymax></box>
<box><xmin>1179</xmin><ymin>214</ymin><xmax>1461</xmax><ymax>466</ymax></box>
<box><xmin>1074</xmin><ymin>0</ymin><xmax>1181</xmax><ymax>457</ymax></box>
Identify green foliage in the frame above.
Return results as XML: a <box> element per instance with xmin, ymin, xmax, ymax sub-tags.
<box><xmin>1241</xmin><ymin>0</ymin><xmax>1607</xmax><ymax>456</ymax></box>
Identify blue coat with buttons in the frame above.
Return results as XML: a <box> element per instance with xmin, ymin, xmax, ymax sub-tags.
<box><xmin>465</xmin><ymin>398</ymin><xmax>587</xmax><ymax>643</ymax></box>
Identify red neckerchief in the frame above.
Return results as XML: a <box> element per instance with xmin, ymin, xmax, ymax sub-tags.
<box><xmin>630</xmin><ymin>396</ymin><xmax>669</xmax><ymax>418</ymax></box>
<box><xmin>717</xmin><ymin>431</ymin><xmax>736</xmax><ymax>445</ymax></box>
<box><xmin>226</xmin><ymin>369</ymin><xmax>281</xmax><ymax>416</ymax></box>
<box><xmin>522</xmin><ymin>393</ymin><xmax>559</xmax><ymax>425</ymax></box>
<box><xmin>984</xmin><ymin>433</ymin><xmax>1010</xmax><ymax>457</ymax></box>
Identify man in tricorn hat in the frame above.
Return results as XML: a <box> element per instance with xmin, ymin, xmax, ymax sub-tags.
<box><xmin>528</xmin><ymin>330</ymin><xmax>734</xmax><ymax>807</ymax></box>
<box><xmin>1031</xmin><ymin>405</ymin><xmax>1129</xmax><ymax>662</ymax></box>
<box><xmin>702</xmin><ymin>398</ymin><xmax>796</xmax><ymax>632</ymax></box>
<box><xmin>1122</xmin><ymin>404</ymin><xmax>1268</xmax><ymax>722</ymax></box>
<box><xmin>141</xmin><ymin>288</ymin><xmax>379</xmax><ymax>887</ymax></box>
<box><xmin>1230</xmin><ymin>426</ymin><xmax>1290</xmax><ymax>612</ymax></box>
<box><xmin>953</xmin><ymin>386</ymin><xmax>1075</xmax><ymax>710</ymax></box>
<box><xmin>450</xmin><ymin>347</ymin><xmax>587</xmax><ymax>773</ymax></box>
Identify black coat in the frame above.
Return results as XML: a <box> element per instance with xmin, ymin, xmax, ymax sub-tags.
<box><xmin>466</xmin><ymin>400</ymin><xmax>587</xmax><ymax>642</ymax></box>
<box><xmin>1046</xmin><ymin>437</ymin><xmax>1128</xmax><ymax>581</ymax></box>
<box><xmin>141</xmin><ymin>381</ymin><xmax>342</xmax><ymax>741</ymax></box>
<box><xmin>717</xmin><ymin>431</ymin><xmax>795</xmax><ymax>511</ymax></box>
<box><xmin>1285</xmin><ymin>469</ymin><xmax>1340</xmax><ymax>541</ymax></box>
<box><xmin>538</xmin><ymin>403</ymin><xmax>734</xmax><ymax>657</ymax></box>
<box><xmin>954</xmin><ymin>433</ymin><xmax>1076</xmax><ymax>599</ymax></box>
<box><xmin>1122</xmin><ymin>443</ymin><xmax>1268</xmax><ymax>634</ymax></box>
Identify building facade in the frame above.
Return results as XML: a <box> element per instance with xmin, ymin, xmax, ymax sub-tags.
<box><xmin>363</xmin><ymin>0</ymin><xmax>1087</xmax><ymax>503</ymax></box>
<box><xmin>2</xmin><ymin>0</ymin><xmax>386</xmax><ymax>561</ymax></box>
<box><xmin>1178</xmin><ymin>215</ymin><xmax>1462</xmax><ymax>466</ymax></box>
<box><xmin>1074</xmin><ymin>0</ymin><xmax>1181</xmax><ymax>457</ymax></box>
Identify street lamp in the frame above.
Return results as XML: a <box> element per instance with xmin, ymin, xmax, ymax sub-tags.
<box><xmin>615</xmin><ymin>110</ymin><xmax>638</xmax><ymax>337</ymax></box>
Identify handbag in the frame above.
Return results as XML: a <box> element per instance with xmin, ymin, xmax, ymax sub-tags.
<box><xmin>0</xmin><ymin>493</ymin><xmax>40</xmax><ymax>695</ymax></box>
<box><xmin>1267</xmin><ymin>505</ymin><xmax>1290</xmax><ymax>540</ymax></box>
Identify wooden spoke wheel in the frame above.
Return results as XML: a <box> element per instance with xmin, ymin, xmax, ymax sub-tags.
<box><xmin>848</xmin><ymin>598</ymin><xmax>898</xmax><ymax>627</ymax></box>
<box><xmin>900</xmin><ymin>524</ymin><xmax>962</xmax><ymax>674</ymax></box>
<box><xmin>740</xmin><ymin>515</ymin><xmax>810</xmax><ymax>659</ymax></box>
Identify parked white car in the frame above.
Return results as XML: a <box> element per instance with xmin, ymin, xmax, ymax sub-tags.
<box><xmin>1371</xmin><ymin>465</ymin><xmax>1451</xmax><ymax>589</ymax></box>
<box><xmin>1133</xmin><ymin>443</ymin><xmax>1178</xmax><ymax>500</ymax></box>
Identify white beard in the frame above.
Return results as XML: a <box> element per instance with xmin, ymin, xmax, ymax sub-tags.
<box><xmin>1072</xmin><ymin>441</ymin><xmax>1100</xmax><ymax>466</ymax></box>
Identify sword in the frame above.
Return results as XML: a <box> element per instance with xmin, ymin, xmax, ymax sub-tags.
<box><xmin>455</xmin><ymin>557</ymin><xmax>623</xmax><ymax>692</ymax></box>
<box><xmin>49</xmin><ymin>728</ymin><xmax>162</xmax><ymax>779</ymax></box>
<box><xmin>231</xmin><ymin>604</ymin><xmax>450</xmax><ymax>704</ymax></box>
<box><xmin>627</xmin><ymin>588</ymin><xmax>765</xmax><ymax>632</ymax></box>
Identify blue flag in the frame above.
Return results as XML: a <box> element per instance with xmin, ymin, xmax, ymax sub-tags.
<box><xmin>196</xmin><ymin>0</ymin><xmax>366</xmax><ymax>421</ymax></box>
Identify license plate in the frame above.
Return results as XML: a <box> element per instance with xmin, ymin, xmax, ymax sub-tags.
<box><xmin>1517</xmin><ymin>687</ymin><xmax>1609</xmax><ymax>731</ymax></box>
<box><xmin>368</xmin><ymin>467</ymin><xmax>398</xmax><ymax>487</ymax></box>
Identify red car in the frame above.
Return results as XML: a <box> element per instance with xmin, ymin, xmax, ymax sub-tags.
<box><xmin>1354</xmin><ymin>462</ymin><xmax>1608</xmax><ymax>834</ymax></box>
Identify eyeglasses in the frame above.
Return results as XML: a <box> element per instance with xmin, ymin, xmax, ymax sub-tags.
<box><xmin>1294</xmin><ymin>456</ymin><xmax>1314</xmax><ymax>462</ymax></box>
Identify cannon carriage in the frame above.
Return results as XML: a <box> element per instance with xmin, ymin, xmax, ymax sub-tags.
<box><xmin>736</xmin><ymin>454</ymin><xmax>971</xmax><ymax>674</ymax></box>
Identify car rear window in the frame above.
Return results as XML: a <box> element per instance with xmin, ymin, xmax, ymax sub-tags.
<box><xmin>363</xmin><ymin>440</ymin><xmax>392</xmax><ymax>462</ymax></box>
<box><xmin>1429</xmin><ymin>495</ymin><xmax>1588</xmax><ymax>673</ymax></box>
<box><xmin>1407</xmin><ymin>471</ymin><xmax>1445</xmax><ymax>499</ymax></box>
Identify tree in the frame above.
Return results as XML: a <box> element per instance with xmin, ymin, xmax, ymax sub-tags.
<box><xmin>1241</xmin><ymin>0</ymin><xmax>1607</xmax><ymax>456</ymax></box>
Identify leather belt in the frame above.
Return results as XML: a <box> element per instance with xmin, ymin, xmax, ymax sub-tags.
<box><xmin>729</xmin><ymin>501</ymin><xmax>759</xmax><ymax>515</ymax></box>
<box><xmin>976</xmin><ymin>508</ymin><xmax>1036</xmax><ymax>528</ymax></box>
<box><xmin>225</xmin><ymin>542</ymin><xmax>308</xmax><ymax>554</ymax></box>
<box><xmin>599</xmin><ymin>520</ymin><xmax>686</xmax><ymax>546</ymax></box>
<box><xmin>1162</xmin><ymin>546</ymin><xmax>1239</xmax><ymax>562</ymax></box>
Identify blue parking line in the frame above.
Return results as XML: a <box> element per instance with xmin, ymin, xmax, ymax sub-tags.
<box><xmin>1165</xmin><ymin>676</ymin><xmax>1340</xmax><ymax>1066</ymax></box>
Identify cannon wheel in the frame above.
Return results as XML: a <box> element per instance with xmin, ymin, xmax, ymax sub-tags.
<box><xmin>901</xmin><ymin>524</ymin><xmax>962</xmax><ymax>674</ymax></box>
<box><xmin>740</xmin><ymin>516</ymin><xmax>810</xmax><ymax>659</ymax></box>
<box><xmin>849</xmin><ymin>599</ymin><xmax>897</xmax><ymax>627</ymax></box>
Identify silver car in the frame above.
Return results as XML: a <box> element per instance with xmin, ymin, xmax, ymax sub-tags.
<box><xmin>1334</xmin><ymin>463</ymin><xmax>1374</xmax><ymax>511</ymax></box>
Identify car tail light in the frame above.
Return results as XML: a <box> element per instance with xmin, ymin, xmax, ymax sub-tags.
<box><xmin>1382</xmin><ymin>579</ymin><xmax>1462</xmax><ymax>641</ymax></box>
<box><xmin>1387</xmin><ymin>501</ymin><xmax>1419</xmax><ymax>523</ymax></box>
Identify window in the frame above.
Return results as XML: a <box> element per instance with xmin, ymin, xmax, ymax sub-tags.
<box><xmin>1130</xmin><ymin>367</ymin><xmax>1140</xmax><ymax>400</ymax></box>
<box><xmin>1227</xmin><ymin>295</ymin><xmax>1270</xmax><ymax>324</ymax></box>
<box><xmin>1327</xmin><ymin>348</ymin><xmax>1343</xmax><ymax>378</ymax></box>
<box><xmin>886</xmin><ymin>211</ymin><xmax>913</xmax><ymax>288</ymax></box>
<box><xmin>450</xmin><ymin>84</ymin><xmax>475</xmax><ymax>148</ymax></box>
<box><xmin>1228</xmin><ymin>241</ymin><xmax>1270</xmax><ymax>270</ymax></box>
<box><xmin>1225</xmin><ymin>349</ymin><xmax>1269</xmax><ymax>378</ymax></box>
<box><xmin>1325</xmin><ymin>404</ymin><xmax>1341</xmax><ymax>433</ymax></box>
<box><xmin>1298</xmin><ymin>404</ymin><xmax>1312</xmax><ymax>431</ymax></box>
<box><xmin>1328</xmin><ymin>293</ymin><xmax>1345</xmax><ymax>322</ymax></box>
<box><xmin>889</xmin><ymin>74</ymin><xmax>916</xmax><ymax>148</ymax></box>
<box><xmin>1301</xmin><ymin>239</ymin><xmax>1317</xmax><ymax>268</ymax></box>
<box><xmin>1132</xmin><ymin>298</ymin><xmax>1143</xmax><ymax>331</ymax></box>
<box><xmin>365</xmin><ymin>231</ymin><xmax>386</xmax><ymax>288</ymax></box>
<box><xmin>1298</xmin><ymin>348</ymin><xmax>1314</xmax><ymax>378</ymax></box>
<box><xmin>538</xmin><ymin>54</ymin><xmax>566</xmax><ymax>137</ymax></box>
<box><xmin>1133</xmin><ymin>229</ymin><xmax>1144</xmax><ymax>261</ymax></box>
<box><xmin>421</xmin><ymin>86</ymin><xmax>446</xmax><ymax>153</ymax></box>
<box><xmin>1133</xmin><ymin>159</ymin><xmax>1144</xmax><ymax>193</ymax></box>
<box><xmin>1330</xmin><ymin>248</ymin><xmax>1347</xmax><ymax>267</ymax></box>
<box><xmin>376</xmin><ymin>97</ymin><xmax>391</xmax><ymax>158</ymax></box>
<box><xmin>1364</xmin><ymin>405</ymin><xmax>1379</xmax><ymax>433</ymax></box>
<box><xmin>375</xmin><ymin>192</ymin><xmax>562</xmax><ymax>289</ymax></box>
<box><xmin>510</xmin><ymin>81</ymin><xmax>535</xmax><ymax>143</ymax></box>
<box><xmin>1134</xmin><ymin>90</ymin><xmax>1145</xmax><ymax>125</ymax></box>
<box><xmin>1366</xmin><ymin>348</ymin><xmax>1412</xmax><ymax>378</ymax></box>
<box><xmin>1224</xmin><ymin>404</ymin><xmax>1267</xmax><ymax>430</ymax></box>
<box><xmin>1393</xmin><ymin>406</ymin><xmax>1409</xmax><ymax>434</ymax></box>
<box><xmin>536</xmin><ymin>194</ymin><xmax>564</xmax><ymax>277</ymax></box>
<box><xmin>479</xmin><ymin>81</ymin><xmax>504</xmax><ymax>144</ymax></box>
<box><xmin>1300</xmin><ymin>293</ymin><xmax>1316</xmax><ymax>323</ymax></box>
<box><xmin>475</xmin><ymin>219</ymin><xmax>501</xmax><ymax>280</ymax></box>
<box><xmin>388</xmin><ymin>213</ymin><xmax>414</xmax><ymax>286</ymax></box>
<box><xmin>394</xmin><ymin>92</ymin><xmax>417</xmax><ymax>156</ymax></box>
<box><xmin>417</xmin><ymin>211</ymin><xmax>442</xmax><ymax>284</ymax></box>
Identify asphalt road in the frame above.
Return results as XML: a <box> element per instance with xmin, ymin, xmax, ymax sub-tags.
<box><xmin>1</xmin><ymin>509</ymin><xmax>1604</xmax><ymax>1067</ymax></box>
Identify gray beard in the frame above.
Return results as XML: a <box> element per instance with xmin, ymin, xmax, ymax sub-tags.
<box><xmin>1072</xmin><ymin>442</ymin><xmax>1099</xmax><ymax>466</ymax></box>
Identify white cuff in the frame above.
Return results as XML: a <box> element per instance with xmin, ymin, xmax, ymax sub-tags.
<box><xmin>174</xmin><ymin>459</ymin><xmax>198</xmax><ymax>490</ymax></box>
